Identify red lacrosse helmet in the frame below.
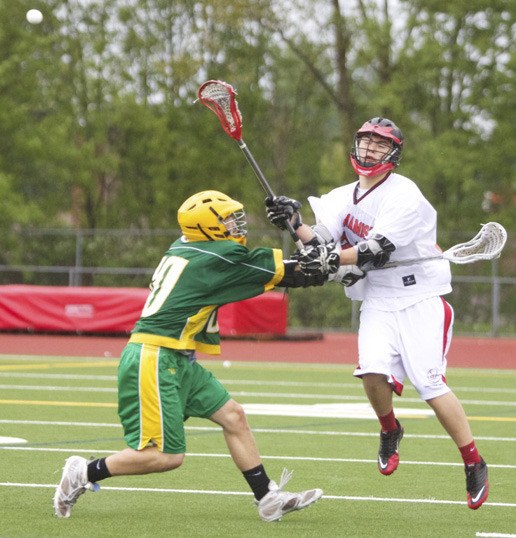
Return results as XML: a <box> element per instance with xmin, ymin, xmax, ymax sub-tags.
<box><xmin>349</xmin><ymin>117</ymin><xmax>404</xmax><ymax>177</ymax></box>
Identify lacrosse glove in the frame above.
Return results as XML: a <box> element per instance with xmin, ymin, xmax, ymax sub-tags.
<box><xmin>329</xmin><ymin>265</ymin><xmax>365</xmax><ymax>287</ymax></box>
<box><xmin>355</xmin><ymin>233</ymin><xmax>396</xmax><ymax>270</ymax></box>
<box><xmin>299</xmin><ymin>243</ymin><xmax>340</xmax><ymax>276</ymax></box>
<box><xmin>265</xmin><ymin>196</ymin><xmax>302</xmax><ymax>231</ymax></box>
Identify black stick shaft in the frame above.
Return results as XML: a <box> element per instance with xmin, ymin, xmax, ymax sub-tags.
<box><xmin>238</xmin><ymin>140</ymin><xmax>274</xmax><ymax>197</ymax></box>
<box><xmin>237</xmin><ymin>140</ymin><xmax>305</xmax><ymax>252</ymax></box>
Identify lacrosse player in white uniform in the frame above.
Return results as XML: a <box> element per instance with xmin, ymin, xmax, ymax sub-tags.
<box><xmin>265</xmin><ymin>117</ymin><xmax>489</xmax><ymax>510</ymax></box>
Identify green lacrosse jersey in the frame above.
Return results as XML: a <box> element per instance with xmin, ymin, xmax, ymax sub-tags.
<box><xmin>129</xmin><ymin>238</ymin><xmax>285</xmax><ymax>354</ymax></box>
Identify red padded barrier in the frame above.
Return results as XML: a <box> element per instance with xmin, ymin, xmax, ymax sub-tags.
<box><xmin>0</xmin><ymin>285</ymin><xmax>287</xmax><ymax>336</ymax></box>
<box><xmin>218</xmin><ymin>292</ymin><xmax>288</xmax><ymax>336</ymax></box>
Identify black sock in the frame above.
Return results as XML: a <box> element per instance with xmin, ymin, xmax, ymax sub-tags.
<box><xmin>243</xmin><ymin>464</ymin><xmax>271</xmax><ymax>501</ymax></box>
<box><xmin>87</xmin><ymin>458</ymin><xmax>112</xmax><ymax>483</ymax></box>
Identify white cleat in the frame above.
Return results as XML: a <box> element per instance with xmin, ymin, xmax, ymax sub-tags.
<box><xmin>53</xmin><ymin>456</ymin><xmax>99</xmax><ymax>518</ymax></box>
<box><xmin>257</xmin><ymin>468</ymin><xmax>323</xmax><ymax>522</ymax></box>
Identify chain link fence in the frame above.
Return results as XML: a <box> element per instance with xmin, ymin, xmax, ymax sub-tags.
<box><xmin>0</xmin><ymin>227</ymin><xmax>514</xmax><ymax>337</ymax></box>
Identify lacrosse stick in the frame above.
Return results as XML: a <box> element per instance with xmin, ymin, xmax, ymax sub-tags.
<box><xmin>377</xmin><ymin>222</ymin><xmax>507</xmax><ymax>269</ymax></box>
<box><xmin>197</xmin><ymin>80</ymin><xmax>306</xmax><ymax>253</ymax></box>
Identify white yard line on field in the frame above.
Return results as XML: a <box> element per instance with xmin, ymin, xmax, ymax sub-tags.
<box><xmin>0</xmin><ymin>384</ymin><xmax>117</xmax><ymax>392</ymax></box>
<box><xmin>1</xmin><ymin>419</ymin><xmax>516</xmax><ymax>442</ymax></box>
<box><xmin>0</xmin><ymin>482</ymin><xmax>515</xmax><ymax>508</ymax></box>
<box><xmin>1</xmin><ymin>445</ymin><xmax>516</xmax><ymax>469</ymax></box>
<box><xmin>0</xmin><ymin>372</ymin><xmax>118</xmax><ymax>381</ymax></box>
<box><xmin>2</xmin><ymin>383</ymin><xmax>515</xmax><ymax>407</ymax></box>
<box><xmin>2</xmin><ymin>371</ymin><xmax>516</xmax><ymax>394</ymax></box>
<box><xmin>476</xmin><ymin>534</ymin><xmax>516</xmax><ymax>537</ymax></box>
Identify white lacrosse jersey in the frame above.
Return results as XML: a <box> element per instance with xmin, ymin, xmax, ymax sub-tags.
<box><xmin>308</xmin><ymin>172</ymin><xmax>452</xmax><ymax>306</ymax></box>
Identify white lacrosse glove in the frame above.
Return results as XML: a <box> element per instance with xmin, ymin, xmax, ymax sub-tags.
<box><xmin>329</xmin><ymin>264</ymin><xmax>365</xmax><ymax>287</ymax></box>
<box><xmin>299</xmin><ymin>243</ymin><xmax>340</xmax><ymax>276</ymax></box>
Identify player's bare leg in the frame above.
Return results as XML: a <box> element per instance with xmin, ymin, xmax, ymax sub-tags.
<box><xmin>426</xmin><ymin>391</ymin><xmax>473</xmax><ymax>446</ymax></box>
<box><xmin>210</xmin><ymin>399</ymin><xmax>323</xmax><ymax>521</ymax></box>
<box><xmin>54</xmin><ymin>447</ymin><xmax>184</xmax><ymax>518</ymax></box>
<box><xmin>210</xmin><ymin>399</ymin><xmax>261</xmax><ymax>471</ymax></box>
<box><xmin>426</xmin><ymin>391</ymin><xmax>489</xmax><ymax>509</ymax></box>
<box><xmin>362</xmin><ymin>373</ymin><xmax>404</xmax><ymax>475</ymax></box>
<box><xmin>105</xmin><ymin>447</ymin><xmax>184</xmax><ymax>475</ymax></box>
<box><xmin>362</xmin><ymin>373</ymin><xmax>394</xmax><ymax>416</ymax></box>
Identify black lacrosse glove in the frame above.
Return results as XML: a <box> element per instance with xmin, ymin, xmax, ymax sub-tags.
<box><xmin>299</xmin><ymin>243</ymin><xmax>340</xmax><ymax>276</ymax></box>
<box><xmin>355</xmin><ymin>234</ymin><xmax>396</xmax><ymax>270</ymax></box>
<box><xmin>359</xmin><ymin>249</ymin><xmax>390</xmax><ymax>270</ymax></box>
<box><xmin>265</xmin><ymin>195</ymin><xmax>302</xmax><ymax>231</ymax></box>
<box><xmin>330</xmin><ymin>265</ymin><xmax>365</xmax><ymax>287</ymax></box>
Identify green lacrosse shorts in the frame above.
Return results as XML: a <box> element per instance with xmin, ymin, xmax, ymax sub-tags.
<box><xmin>117</xmin><ymin>342</ymin><xmax>231</xmax><ymax>454</ymax></box>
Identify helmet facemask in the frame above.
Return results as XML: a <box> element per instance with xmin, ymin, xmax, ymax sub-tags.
<box><xmin>220</xmin><ymin>210</ymin><xmax>248</xmax><ymax>244</ymax></box>
<box><xmin>350</xmin><ymin>117</ymin><xmax>403</xmax><ymax>177</ymax></box>
<box><xmin>354</xmin><ymin>134</ymin><xmax>400</xmax><ymax>171</ymax></box>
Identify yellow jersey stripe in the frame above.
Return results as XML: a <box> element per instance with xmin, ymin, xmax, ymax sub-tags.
<box><xmin>180</xmin><ymin>305</ymin><xmax>217</xmax><ymax>343</ymax></box>
<box><xmin>264</xmin><ymin>248</ymin><xmax>285</xmax><ymax>291</ymax></box>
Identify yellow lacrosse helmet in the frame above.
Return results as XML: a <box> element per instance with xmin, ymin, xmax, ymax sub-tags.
<box><xmin>177</xmin><ymin>190</ymin><xmax>248</xmax><ymax>245</ymax></box>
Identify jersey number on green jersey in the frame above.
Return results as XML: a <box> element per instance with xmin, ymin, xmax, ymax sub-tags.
<box><xmin>142</xmin><ymin>256</ymin><xmax>189</xmax><ymax>317</ymax></box>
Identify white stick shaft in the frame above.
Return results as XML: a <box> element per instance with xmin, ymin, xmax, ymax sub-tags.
<box><xmin>377</xmin><ymin>255</ymin><xmax>444</xmax><ymax>269</ymax></box>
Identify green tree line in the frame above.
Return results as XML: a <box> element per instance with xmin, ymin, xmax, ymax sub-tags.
<box><xmin>0</xmin><ymin>0</ymin><xmax>514</xmax><ymax>332</ymax></box>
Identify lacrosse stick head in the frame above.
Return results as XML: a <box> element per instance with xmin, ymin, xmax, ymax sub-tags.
<box><xmin>197</xmin><ymin>80</ymin><xmax>243</xmax><ymax>141</ymax></box>
<box><xmin>444</xmin><ymin>222</ymin><xmax>508</xmax><ymax>264</ymax></box>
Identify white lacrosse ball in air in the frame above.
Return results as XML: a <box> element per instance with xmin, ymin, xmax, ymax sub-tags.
<box><xmin>26</xmin><ymin>9</ymin><xmax>43</xmax><ymax>24</ymax></box>
<box><xmin>223</xmin><ymin>360</ymin><xmax>232</xmax><ymax>368</ymax></box>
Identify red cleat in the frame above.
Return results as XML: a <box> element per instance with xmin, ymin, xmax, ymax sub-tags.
<box><xmin>466</xmin><ymin>459</ymin><xmax>489</xmax><ymax>509</ymax></box>
<box><xmin>377</xmin><ymin>420</ymin><xmax>404</xmax><ymax>476</ymax></box>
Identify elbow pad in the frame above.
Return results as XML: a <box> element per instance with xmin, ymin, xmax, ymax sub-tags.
<box><xmin>301</xmin><ymin>224</ymin><xmax>335</xmax><ymax>250</ymax></box>
<box><xmin>311</xmin><ymin>224</ymin><xmax>334</xmax><ymax>245</ymax></box>
<box><xmin>356</xmin><ymin>233</ymin><xmax>396</xmax><ymax>269</ymax></box>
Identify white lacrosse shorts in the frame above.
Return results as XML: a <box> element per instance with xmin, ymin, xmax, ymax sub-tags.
<box><xmin>353</xmin><ymin>296</ymin><xmax>454</xmax><ymax>400</ymax></box>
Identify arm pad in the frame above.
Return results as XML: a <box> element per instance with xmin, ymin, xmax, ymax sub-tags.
<box><xmin>310</xmin><ymin>224</ymin><xmax>334</xmax><ymax>245</ymax></box>
<box><xmin>300</xmin><ymin>224</ymin><xmax>334</xmax><ymax>249</ymax></box>
<box><xmin>278</xmin><ymin>260</ymin><xmax>327</xmax><ymax>288</ymax></box>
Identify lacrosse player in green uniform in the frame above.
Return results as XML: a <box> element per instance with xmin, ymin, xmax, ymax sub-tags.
<box><xmin>54</xmin><ymin>190</ymin><xmax>323</xmax><ymax>522</ymax></box>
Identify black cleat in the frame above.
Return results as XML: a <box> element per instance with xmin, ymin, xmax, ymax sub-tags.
<box><xmin>466</xmin><ymin>458</ymin><xmax>489</xmax><ymax>509</ymax></box>
<box><xmin>377</xmin><ymin>419</ymin><xmax>404</xmax><ymax>475</ymax></box>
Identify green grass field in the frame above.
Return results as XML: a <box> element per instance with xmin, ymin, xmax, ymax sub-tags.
<box><xmin>1</xmin><ymin>354</ymin><xmax>515</xmax><ymax>537</ymax></box>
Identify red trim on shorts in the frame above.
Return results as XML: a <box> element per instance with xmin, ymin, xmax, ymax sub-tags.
<box><xmin>441</xmin><ymin>297</ymin><xmax>453</xmax><ymax>356</ymax></box>
<box><xmin>390</xmin><ymin>376</ymin><xmax>403</xmax><ymax>396</ymax></box>
<box><xmin>440</xmin><ymin>297</ymin><xmax>453</xmax><ymax>385</ymax></box>
<box><xmin>355</xmin><ymin>366</ymin><xmax>403</xmax><ymax>395</ymax></box>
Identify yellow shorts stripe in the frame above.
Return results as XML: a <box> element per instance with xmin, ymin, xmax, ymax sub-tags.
<box><xmin>138</xmin><ymin>344</ymin><xmax>163</xmax><ymax>451</ymax></box>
